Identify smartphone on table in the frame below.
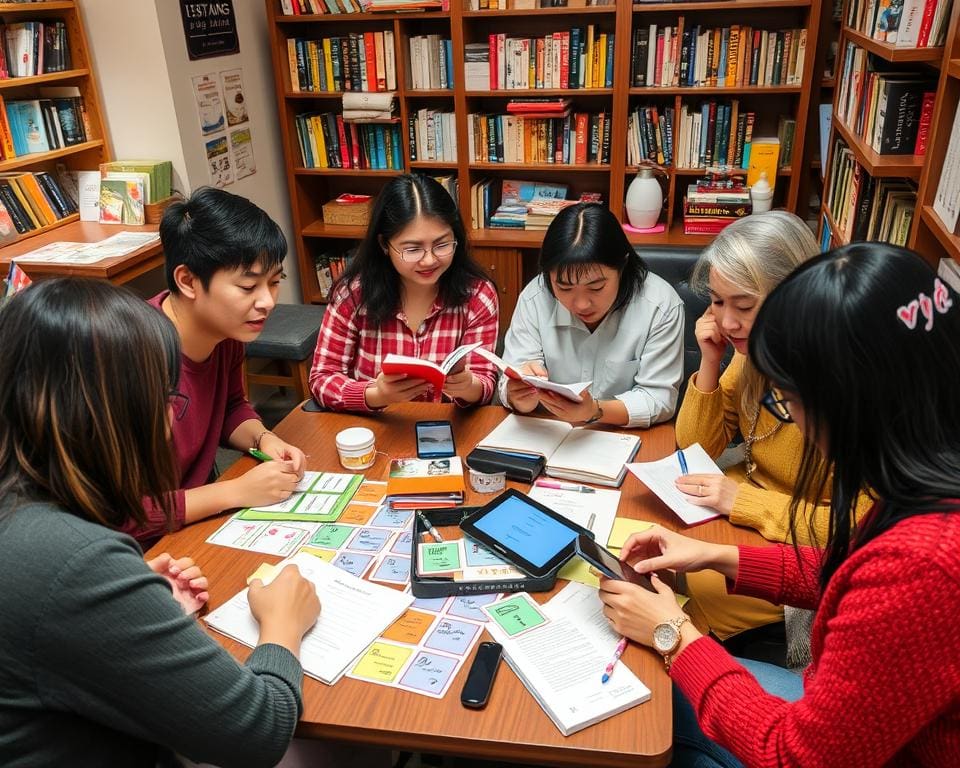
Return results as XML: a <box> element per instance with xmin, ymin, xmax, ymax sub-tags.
<box><xmin>461</xmin><ymin>641</ymin><xmax>503</xmax><ymax>709</ymax></box>
<box><xmin>415</xmin><ymin>420</ymin><xmax>456</xmax><ymax>459</ymax></box>
<box><xmin>574</xmin><ymin>534</ymin><xmax>657</xmax><ymax>592</ymax></box>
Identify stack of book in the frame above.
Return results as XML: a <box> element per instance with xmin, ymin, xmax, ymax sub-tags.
<box><xmin>408</xmin><ymin>34</ymin><xmax>453</xmax><ymax>90</ymax></box>
<box><xmin>385</xmin><ymin>457</ymin><xmax>466</xmax><ymax>509</ymax></box>
<box><xmin>1</xmin><ymin>20</ymin><xmax>70</xmax><ymax>79</ymax></box>
<box><xmin>465</xmin><ymin>43</ymin><xmax>489</xmax><ymax>90</ymax></box>
<box><xmin>627</xmin><ymin>105</ymin><xmax>674</xmax><ymax>166</ymax></box>
<box><xmin>525</xmin><ymin>198</ymin><xmax>581</xmax><ymax>230</ymax></box>
<box><xmin>0</xmin><ymin>170</ymin><xmax>77</xmax><ymax>235</ymax></box>
<box><xmin>683</xmin><ymin>177</ymin><xmax>751</xmax><ymax>235</ymax></box>
<box><xmin>287</xmin><ymin>33</ymin><xmax>397</xmax><ymax>93</ymax></box>
<box><xmin>846</xmin><ymin>0</ymin><xmax>952</xmax><ymax>48</ymax></box>
<box><xmin>407</xmin><ymin>109</ymin><xmax>457</xmax><ymax>162</ymax></box>
<box><xmin>467</xmin><ymin>110</ymin><xmax>611</xmax><ymax>165</ymax></box>
<box><xmin>295</xmin><ymin>111</ymin><xmax>402</xmax><ymax>169</ymax></box>
<box><xmin>101</xmin><ymin>160</ymin><xmax>172</xmax><ymax>204</ymax></box>
<box><xmin>279</xmin><ymin>0</ymin><xmax>366</xmax><ymax>13</ymax></box>
<box><xmin>493</xmin><ymin>178</ymin><xmax>568</xmax><ymax>230</ymax></box>
<box><xmin>486</xmin><ymin>26</ymin><xmax>614</xmax><ymax>90</ymax></box>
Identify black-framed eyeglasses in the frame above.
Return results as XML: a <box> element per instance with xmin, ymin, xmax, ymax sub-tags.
<box><xmin>388</xmin><ymin>240</ymin><xmax>458</xmax><ymax>263</ymax></box>
<box><xmin>169</xmin><ymin>390</ymin><xmax>190</xmax><ymax>421</ymax></box>
<box><xmin>760</xmin><ymin>388</ymin><xmax>793</xmax><ymax>423</ymax></box>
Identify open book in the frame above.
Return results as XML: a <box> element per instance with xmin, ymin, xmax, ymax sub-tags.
<box><xmin>485</xmin><ymin>582</ymin><xmax>650</xmax><ymax>736</ymax></box>
<box><xmin>476</xmin><ymin>414</ymin><xmax>640</xmax><ymax>487</ymax></box>
<box><xmin>205</xmin><ymin>551</ymin><xmax>412</xmax><ymax>685</ymax></box>
<box><xmin>473</xmin><ymin>348</ymin><xmax>591</xmax><ymax>402</ymax></box>
<box><xmin>381</xmin><ymin>342</ymin><xmax>482</xmax><ymax>402</ymax></box>
<box><xmin>626</xmin><ymin>442</ymin><xmax>723</xmax><ymax>526</ymax></box>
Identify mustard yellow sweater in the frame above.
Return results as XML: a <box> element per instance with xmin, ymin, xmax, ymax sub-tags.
<box><xmin>676</xmin><ymin>355</ymin><xmax>873</xmax><ymax>546</ymax></box>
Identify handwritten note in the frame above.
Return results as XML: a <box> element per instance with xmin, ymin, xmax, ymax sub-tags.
<box><xmin>309</xmin><ymin>524</ymin><xmax>353</xmax><ymax>549</ymax></box>
<box><xmin>483</xmin><ymin>593</ymin><xmax>548</xmax><ymax>637</ymax></box>
<box><xmin>423</xmin><ymin>617</ymin><xmax>482</xmax><ymax>654</ymax></box>
<box><xmin>351</xmin><ymin>641</ymin><xmax>414</xmax><ymax>683</ymax></box>
<box><xmin>399</xmin><ymin>650</ymin><xmax>459</xmax><ymax>694</ymax></box>
<box><xmin>348</xmin><ymin>527</ymin><xmax>393</xmax><ymax>553</ymax></box>
<box><xmin>418</xmin><ymin>542</ymin><xmax>462</xmax><ymax>575</ymax></box>
<box><xmin>382</xmin><ymin>609</ymin><xmax>436</xmax><ymax>644</ymax></box>
<box><xmin>372</xmin><ymin>555</ymin><xmax>411</xmax><ymax>584</ymax></box>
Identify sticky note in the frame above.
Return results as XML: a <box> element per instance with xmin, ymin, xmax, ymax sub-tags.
<box><xmin>482</xmin><ymin>593</ymin><xmax>547</xmax><ymax>637</ymax></box>
<box><xmin>246</xmin><ymin>562</ymin><xmax>279</xmax><ymax>585</ymax></box>
<box><xmin>607</xmin><ymin>518</ymin><xmax>656</xmax><ymax>549</ymax></box>
<box><xmin>298</xmin><ymin>546</ymin><xmax>337</xmax><ymax>562</ymax></box>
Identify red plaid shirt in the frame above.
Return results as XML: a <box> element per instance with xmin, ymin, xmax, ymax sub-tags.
<box><xmin>309</xmin><ymin>278</ymin><xmax>500</xmax><ymax>411</ymax></box>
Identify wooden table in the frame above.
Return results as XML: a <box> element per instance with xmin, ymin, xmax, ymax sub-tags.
<box><xmin>148</xmin><ymin>403</ymin><xmax>765</xmax><ymax>768</ymax></box>
<box><xmin>0</xmin><ymin>221</ymin><xmax>163</xmax><ymax>285</ymax></box>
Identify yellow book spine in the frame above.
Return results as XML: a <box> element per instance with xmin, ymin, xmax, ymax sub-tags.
<box><xmin>322</xmin><ymin>39</ymin><xmax>335</xmax><ymax>92</ymax></box>
<box><xmin>597</xmin><ymin>33</ymin><xmax>607</xmax><ymax>89</ymax></box>
<box><xmin>6</xmin><ymin>177</ymin><xmax>41</xmax><ymax>228</ymax></box>
<box><xmin>287</xmin><ymin>38</ymin><xmax>300</xmax><ymax>92</ymax></box>
<box><xmin>584</xmin><ymin>25</ymin><xmax>594</xmax><ymax>89</ymax></box>
<box><xmin>311</xmin><ymin>115</ymin><xmax>329</xmax><ymax>168</ymax></box>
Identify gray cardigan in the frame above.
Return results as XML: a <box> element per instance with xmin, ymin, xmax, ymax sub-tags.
<box><xmin>0</xmin><ymin>501</ymin><xmax>303</xmax><ymax>767</ymax></box>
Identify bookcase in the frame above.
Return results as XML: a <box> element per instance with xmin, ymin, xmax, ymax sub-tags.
<box><xmin>266</xmin><ymin>0</ymin><xmax>824</xmax><ymax>307</ymax></box>
<box><xmin>818</xmin><ymin>0</ymin><xmax>957</xmax><ymax>254</ymax></box>
<box><xmin>0</xmin><ymin>0</ymin><xmax>110</xmax><ymax>246</ymax></box>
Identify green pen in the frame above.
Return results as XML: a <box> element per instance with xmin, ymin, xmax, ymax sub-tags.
<box><xmin>248</xmin><ymin>448</ymin><xmax>273</xmax><ymax>462</ymax></box>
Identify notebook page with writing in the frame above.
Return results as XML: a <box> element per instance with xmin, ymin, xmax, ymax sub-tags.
<box><xmin>546</xmin><ymin>429</ymin><xmax>641</xmax><ymax>485</ymax></box>
<box><xmin>626</xmin><ymin>443</ymin><xmax>722</xmax><ymax>525</ymax></box>
<box><xmin>476</xmin><ymin>414</ymin><xmax>573</xmax><ymax>458</ymax></box>
<box><xmin>486</xmin><ymin>581</ymin><xmax>650</xmax><ymax>736</ymax></box>
<box><xmin>205</xmin><ymin>552</ymin><xmax>413</xmax><ymax>685</ymax></box>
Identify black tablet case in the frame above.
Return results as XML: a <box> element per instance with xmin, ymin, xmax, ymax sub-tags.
<box><xmin>465</xmin><ymin>447</ymin><xmax>544</xmax><ymax>483</ymax></box>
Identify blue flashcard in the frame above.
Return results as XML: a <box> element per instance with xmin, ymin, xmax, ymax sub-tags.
<box><xmin>412</xmin><ymin>595</ymin><xmax>449</xmax><ymax>613</ymax></box>
<box><xmin>372</xmin><ymin>506</ymin><xmax>413</xmax><ymax>529</ymax></box>
<box><xmin>332</xmin><ymin>551</ymin><xmax>374</xmax><ymax>578</ymax></box>
<box><xmin>348</xmin><ymin>527</ymin><xmax>393</xmax><ymax>553</ymax></box>
<box><xmin>391</xmin><ymin>530</ymin><xmax>414</xmax><ymax>556</ymax></box>
<box><xmin>372</xmin><ymin>555</ymin><xmax>411</xmax><ymax>584</ymax></box>
<box><xmin>399</xmin><ymin>650</ymin><xmax>459</xmax><ymax>694</ymax></box>
<box><xmin>448</xmin><ymin>594</ymin><xmax>500</xmax><ymax>621</ymax></box>
<box><xmin>463</xmin><ymin>540</ymin><xmax>510</xmax><ymax>568</ymax></box>
<box><xmin>423</xmin><ymin>617</ymin><xmax>481</xmax><ymax>655</ymax></box>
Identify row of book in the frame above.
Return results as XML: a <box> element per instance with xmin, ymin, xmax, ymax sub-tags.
<box><xmin>295</xmin><ymin>112</ymin><xmax>404</xmax><ymax>169</ymax></box>
<box><xmin>280</xmin><ymin>0</ymin><xmax>449</xmax><ymax>13</ymax></box>
<box><xmin>287</xmin><ymin>33</ymin><xmax>397</xmax><ymax>93</ymax></box>
<box><xmin>408</xmin><ymin>34</ymin><xmax>453</xmax><ymax>91</ymax></box>
<box><xmin>0</xmin><ymin>90</ymin><xmax>90</xmax><ymax>160</ymax></box>
<box><xmin>674</xmin><ymin>100</ymin><xmax>757</xmax><ymax>170</ymax></box>
<box><xmin>314</xmin><ymin>247</ymin><xmax>356</xmax><ymax>298</ymax></box>
<box><xmin>485</xmin><ymin>27</ymin><xmax>615</xmax><ymax>91</ymax></box>
<box><xmin>683</xmin><ymin>180</ymin><xmax>752</xmax><ymax>235</ymax></box>
<box><xmin>466</xmin><ymin>111</ymin><xmax>612</xmax><ymax>165</ymax></box>
<box><xmin>630</xmin><ymin>23</ymin><xmax>807</xmax><ymax>89</ymax></box>
<box><xmin>408</xmin><ymin>109</ymin><xmax>457</xmax><ymax>163</ymax></box>
<box><xmin>844</xmin><ymin>0</ymin><xmax>952</xmax><ymax>47</ymax></box>
<box><xmin>826</xmin><ymin>138</ymin><xmax>916</xmax><ymax>245</ymax></box>
<box><xmin>1</xmin><ymin>20</ymin><xmax>70</xmax><ymax>79</ymax></box>
<box><xmin>626</xmin><ymin>105</ymin><xmax>674</xmax><ymax>167</ymax></box>
<box><xmin>468</xmin><ymin>0</ymin><xmax>613</xmax><ymax>8</ymax></box>
<box><xmin>933</xmin><ymin>103</ymin><xmax>960</xmax><ymax>235</ymax></box>
<box><xmin>836</xmin><ymin>44</ymin><xmax>935</xmax><ymax>155</ymax></box>
<box><xmin>0</xmin><ymin>170</ymin><xmax>78</xmax><ymax>235</ymax></box>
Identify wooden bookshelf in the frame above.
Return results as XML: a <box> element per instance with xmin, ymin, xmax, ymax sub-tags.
<box><xmin>267</xmin><ymin>0</ymin><xmax>823</xmax><ymax>305</ymax></box>
<box><xmin>821</xmin><ymin>0</ymin><xmax>958</xmax><ymax>253</ymax></box>
<box><xmin>0</xmin><ymin>1</ymin><xmax>111</xmax><ymax>250</ymax></box>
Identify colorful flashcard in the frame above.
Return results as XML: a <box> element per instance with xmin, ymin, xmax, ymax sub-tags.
<box><xmin>298</xmin><ymin>546</ymin><xmax>336</xmax><ymax>562</ymax></box>
<box><xmin>237</xmin><ymin>473</ymin><xmax>363</xmax><ymax>522</ymax></box>
<box><xmin>207</xmin><ymin>518</ymin><xmax>265</xmax><ymax>548</ymax></box>
<box><xmin>332</xmin><ymin>550</ymin><xmax>375</xmax><ymax>578</ymax></box>
<box><xmin>246</xmin><ymin>523</ymin><xmax>312</xmax><ymax>557</ymax></box>
<box><xmin>309</xmin><ymin>524</ymin><xmax>354</xmax><ymax>549</ymax></box>
<box><xmin>391</xmin><ymin>530</ymin><xmax>414</xmax><ymax>556</ymax></box>
<box><xmin>398</xmin><ymin>650</ymin><xmax>460</xmax><ymax>697</ymax></box>
<box><xmin>418</xmin><ymin>542</ymin><xmax>462</xmax><ymax>575</ymax></box>
<box><xmin>482</xmin><ymin>593</ymin><xmax>548</xmax><ymax>637</ymax></box>
<box><xmin>462</xmin><ymin>539</ymin><xmax>511</xmax><ymax>568</ymax></box>
<box><xmin>447</xmin><ymin>594</ymin><xmax>500</xmax><ymax>621</ymax></box>
<box><xmin>352</xmin><ymin>481</ymin><xmax>388</xmax><ymax>505</ymax></box>
<box><xmin>411</xmin><ymin>594</ymin><xmax>450</xmax><ymax>613</ymax></box>
<box><xmin>295</xmin><ymin>471</ymin><xmax>323</xmax><ymax>492</ymax></box>
<box><xmin>371</xmin><ymin>506</ymin><xmax>413</xmax><ymax>529</ymax></box>
<box><xmin>350</xmin><ymin>641</ymin><xmax>415</xmax><ymax>683</ymax></box>
<box><xmin>338</xmin><ymin>503</ymin><xmax>378</xmax><ymax>526</ymax></box>
<box><xmin>348</xmin><ymin>527</ymin><xmax>394</xmax><ymax>553</ymax></box>
<box><xmin>206</xmin><ymin>518</ymin><xmax>316</xmax><ymax>556</ymax></box>
<box><xmin>423</xmin><ymin>617</ymin><xmax>482</xmax><ymax>655</ymax></box>
<box><xmin>381</xmin><ymin>609</ymin><xmax>437</xmax><ymax>645</ymax></box>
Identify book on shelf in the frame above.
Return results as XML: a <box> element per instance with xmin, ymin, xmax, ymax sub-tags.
<box><xmin>1</xmin><ymin>20</ymin><xmax>70</xmax><ymax>79</ymax></box>
<box><xmin>746</xmin><ymin>137</ymin><xmax>779</xmax><ymax>187</ymax></box>
<box><xmin>485</xmin><ymin>27</ymin><xmax>613</xmax><ymax>90</ymax></box>
<box><xmin>626</xmin><ymin>105</ymin><xmax>674</xmax><ymax>167</ymax></box>
<box><xmin>467</xmin><ymin>111</ymin><xmax>610</xmax><ymax>165</ymax></box>
<box><xmin>777</xmin><ymin>117</ymin><xmax>796</xmax><ymax>168</ymax></box>
<box><xmin>846</xmin><ymin>0</ymin><xmax>952</xmax><ymax>48</ymax></box>
<box><xmin>287</xmin><ymin>32</ymin><xmax>397</xmax><ymax>93</ymax></box>
<box><xmin>0</xmin><ymin>171</ymin><xmax>76</xmax><ymax>235</ymax></box>
<box><xmin>381</xmin><ymin>342</ymin><xmax>484</xmax><ymax>402</ymax></box>
<box><xmin>385</xmin><ymin>456</ymin><xmax>465</xmax><ymax>507</ymax></box>
<box><xmin>468</xmin><ymin>0</ymin><xmax>615</xmax><ymax>7</ymax></box>
<box><xmin>295</xmin><ymin>111</ymin><xmax>402</xmax><ymax>169</ymax></box>
<box><xmin>475</xmin><ymin>414</ymin><xmax>641</xmax><ymax>487</ymax></box>
<box><xmin>674</xmin><ymin>100</ymin><xmax>759</xmax><ymax>171</ymax></box>
<box><xmin>465</xmin><ymin>42</ymin><xmax>489</xmax><ymax>90</ymax></box>
<box><xmin>314</xmin><ymin>246</ymin><xmax>356</xmax><ymax>297</ymax></box>
<box><xmin>933</xmin><ymin>101</ymin><xmax>960</xmax><ymax>234</ymax></box>
<box><xmin>100</xmin><ymin>160</ymin><xmax>172</xmax><ymax>204</ymax></box>
<box><xmin>408</xmin><ymin>34</ymin><xmax>453</xmax><ymax>90</ymax></box>
<box><xmin>938</xmin><ymin>258</ymin><xmax>960</xmax><ymax>293</ymax></box>
<box><xmin>408</xmin><ymin>109</ymin><xmax>457</xmax><ymax>162</ymax></box>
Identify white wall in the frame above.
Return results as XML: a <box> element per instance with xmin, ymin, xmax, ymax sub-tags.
<box><xmin>80</xmin><ymin>0</ymin><xmax>301</xmax><ymax>303</ymax></box>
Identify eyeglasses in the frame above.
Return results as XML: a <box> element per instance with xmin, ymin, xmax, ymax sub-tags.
<box><xmin>388</xmin><ymin>240</ymin><xmax>457</xmax><ymax>263</ymax></box>
<box><xmin>169</xmin><ymin>390</ymin><xmax>190</xmax><ymax>421</ymax></box>
<box><xmin>760</xmin><ymin>388</ymin><xmax>793</xmax><ymax>423</ymax></box>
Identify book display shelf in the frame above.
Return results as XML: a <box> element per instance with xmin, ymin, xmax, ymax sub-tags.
<box><xmin>0</xmin><ymin>1</ymin><xmax>110</xmax><ymax>247</ymax></box>
<box><xmin>266</xmin><ymin>0</ymin><xmax>823</xmax><ymax>306</ymax></box>
<box><xmin>818</xmin><ymin>0</ymin><xmax>957</xmax><ymax>255</ymax></box>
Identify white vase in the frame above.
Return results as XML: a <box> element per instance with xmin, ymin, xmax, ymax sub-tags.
<box><xmin>625</xmin><ymin>168</ymin><xmax>663</xmax><ymax>229</ymax></box>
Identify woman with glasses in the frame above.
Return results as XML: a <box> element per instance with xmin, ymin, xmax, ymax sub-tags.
<box><xmin>500</xmin><ymin>202</ymin><xmax>684</xmax><ymax>427</ymax></box>
<box><xmin>671</xmin><ymin>211</ymin><xmax>874</xmax><ymax>650</ymax></box>
<box><xmin>598</xmin><ymin>244</ymin><xmax>960</xmax><ymax>767</ymax></box>
<box><xmin>310</xmin><ymin>174</ymin><xmax>499</xmax><ymax>411</ymax></box>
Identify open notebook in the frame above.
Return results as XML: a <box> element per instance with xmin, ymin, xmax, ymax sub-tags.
<box><xmin>475</xmin><ymin>414</ymin><xmax>641</xmax><ymax>487</ymax></box>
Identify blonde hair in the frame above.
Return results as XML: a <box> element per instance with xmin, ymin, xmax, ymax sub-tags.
<box><xmin>690</xmin><ymin>211</ymin><xmax>820</xmax><ymax>414</ymax></box>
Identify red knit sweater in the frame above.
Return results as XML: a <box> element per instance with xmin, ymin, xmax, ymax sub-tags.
<box><xmin>672</xmin><ymin>509</ymin><xmax>960</xmax><ymax>767</ymax></box>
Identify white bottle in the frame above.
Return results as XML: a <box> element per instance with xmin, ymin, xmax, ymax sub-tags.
<box><xmin>751</xmin><ymin>172</ymin><xmax>774</xmax><ymax>214</ymax></box>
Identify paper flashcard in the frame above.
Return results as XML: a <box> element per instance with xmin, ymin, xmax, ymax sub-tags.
<box><xmin>295</xmin><ymin>471</ymin><xmax>323</xmax><ymax>493</ymax></box>
<box><xmin>381</xmin><ymin>609</ymin><xmax>437</xmax><ymax>645</ymax></box>
<box><xmin>206</xmin><ymin>518</ymin><xmax>316</xmax><ymax>556</ymax></box>
<box><xmin>423</xmin><ymin>617</ymin><xmax>482</xmax><ymax>655</ymax></box>
<box><xmin>309</xmin><ymin>524</ymin><xmax>354</xmax><ymax>549</ymax></box>
<box><xmin>418</xmin><ymin>542</ymin><xmax>462</xmax><ymax>575</ymax></box>
<box><xmin>338</xmin><ymin>503</ymin><xmax>378</xmax><ymax>526</ymax></box>
<box><xmin>371</xmin><ymin>555</ymin><xmax>411</xmax><ymax>585</ymax></box>
<box><xmin>348</xmin><ymin>527</ymin><xmax>393</xmax><ymax>553</ymax></box>
<box><xmin>292</xmin><ymin>493</ymin><xmax>340</xmax><ymax>517</ymax></box>
<box><xmin>332</xmin><ymin>551</ymin><xmax>374</xmax><ymax>579</ymax></box>
<box><xmin>313</xmin><ymin>473</ymin><xmax>359</xmax><ymax>493</ymax></box>
<box><xmin>390</xmin><ymin>530</ymin><xmax>414</xmax><ymax>556</ymax></box>
<box><xmin>299</xmin><ymin>546</ymin><xmax>337</xmax><ymax>562</ymax></box>
<box><xmin>398</xmin><ymin>651</ymin><xmax>460</xmax><ymax>696</ymax></box>
<box><xmin>351</xmin><ymin>641</ymin><xmax>414</xmax><ymax>683</ymax></box>
<box><xmin>248</xmin><ymin>524</ymin><xmax>312</xmax><ymax>557</ymax></box>
<box><xmin>447</xmin><ymin>594</ymin><xmax>500</xmax><ymax>621</ymax></box>
<box><xmin>248</xmin><ymin>492</ymin><xmax>302</xmax><ymax>514</ymax></box>
<box><xmin>463</xmin><ymin>540</ymin><xmax>511</xmax><ymax>568</ymax></box>
<box><xmin>207</xmin><ymin>518</ymin><xmax>264</xmax><ymax>548</ymax></box>
<box><xmin>371</xmin><ymin>506</ymin><xmax>413</xmax><ymax>529</ymax></box>
<box><xmin>482</xmin><ymin>593</ymin><xmax>548</xmax><ymax>637</ymax></box>
<box><xmin>411</xmin><ymin>594</ymin><xmax>450</xmax><ymax>613</ymax></box>
<box><xmin>352</xmin><ymin>481</ymin><xmax>388</xmax><ymax>504</ymax></box>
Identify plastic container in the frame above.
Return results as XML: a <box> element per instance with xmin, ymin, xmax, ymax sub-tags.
<box><xmin>750</xmin><ymin>172</ymin><xmax>774</xmax><ymax>214</ymax></box>
<box><xmin>335</xmin><ymin>427</ymin><xmax>376</xmax><ymax>470</ymax></box>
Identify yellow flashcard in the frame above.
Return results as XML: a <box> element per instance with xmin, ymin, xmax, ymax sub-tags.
<box><xmin>351</xmin><ymin>641</ymin><xmax>414</xmax><ymax>683</ymax></box>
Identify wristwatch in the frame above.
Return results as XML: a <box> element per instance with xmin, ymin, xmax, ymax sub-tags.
<box><xmin>652</xmin><ymin>616</ymin><xmax>690</xmax><ymax>670</ymax></box>
<box><xmin>583</xmin><ymin>401</ymin><xmax>604</xmax><ymax>425</ymax></box>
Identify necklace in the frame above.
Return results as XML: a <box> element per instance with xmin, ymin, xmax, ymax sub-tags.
<box><xmin>744</xmin><ymin>401</ymin><xmax>783</xmax><ymax>480</ymax></box>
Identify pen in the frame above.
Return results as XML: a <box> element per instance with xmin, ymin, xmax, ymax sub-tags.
<box><xmin>416</xmin><ymin>510</ymin><xmax>444</xmax><ymax>543</ymax></box>
<box><xmin>249</xmin><ymin>448</ymin><xmax>273</xmax><ymax>462</ymax></box>
<box><xmin>601</xmin><ymin>637</ymin><xmax>628</xmax><ymax>684</ymax></box>
<box><xmin>676</xmin><ymin>449</ymin><xmax>689</xmax><ymax>476</ymax></box>
<box><xmin>533</xmin><ymin>479</ymin><xmax>596</xmax><ymax>494</ymax></box>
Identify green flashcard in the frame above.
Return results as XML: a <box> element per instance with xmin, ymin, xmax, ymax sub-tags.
<box><xmin>309</xmin><ymin>524</ymin><xmax>353</xmax><ymax>549</ymax></box>
<box><xmin>484</xmin><ymin>594</ymin><xmax>547</xmax><ymax>637</ymax></box>
<box><xmin>418</xmin><ymin>542</ymin><xmax>462</xmax><ymax>575</ymax></box>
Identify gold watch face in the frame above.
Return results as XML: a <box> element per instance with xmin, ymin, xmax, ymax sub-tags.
<box><xmin>653</xmin><ymin>622</ymin><xmax>680</xmax><ymax>654</ymax></box>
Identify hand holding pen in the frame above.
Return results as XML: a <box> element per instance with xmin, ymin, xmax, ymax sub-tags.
<box><xmin>601</xmin><ymin>637</ymin><xmax>628</xmax><ymax>684</ymax></box>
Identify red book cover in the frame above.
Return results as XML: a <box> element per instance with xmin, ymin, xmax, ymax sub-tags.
<box><xmin>536</xmin><ymin>38</ymin><xmax>545</xmax><ymax>89</ymax></box>
<box><xmin>560</xmin><ymin>31</ymin><xmax>570</xmax><ymax>89</ymax></box>
<box><xmin>654</xmin><ymin>31</ymin><xmax>664</xmax><ymax>87</ymax></box>
<box><xmin>335</xmin><ymin>115</ymin><xmax>351</xmax><ymax>168</ymax></box>
<box><xmin>363</xmin><ymin>33</ymin><xmax>377</xmax><ymax>92</ymax></box>
<box><xmin>349</xmin><ymin>122</ymin><xmax>360</xmax><ymax>169</ymax></box>
<box><xmin>683</xmin><ymin>216</ymin><xmax>738</xmax><ymax>234</ymax></box>
<box><xmin>914</xmin><ymin>91</ymin><xmax>936</xmax><ymax>155</ymax></box>
<box><xmin>574</xmin><ymin>112</ymin><xmax>588</xmax><ymax>164</ymax></box>
<box><xmin>917</xmin><ymin>0</ymin><xmax>937</xmax><ymax>46</ymax></box>
<box><xmin>489</xmin><ymin>34</ymin><xmax>498</xmax><ymax>90</ymax></box>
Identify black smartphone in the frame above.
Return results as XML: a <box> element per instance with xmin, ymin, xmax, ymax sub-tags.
<box><xmin>574</xmin><ymin>534</ymin><xmax>656</xmax><ymax>592</ymax></box>
<box><xmin>461</xmin><ymin>641</ymin><xmax>503</xmax><ymax>709</ymax></box>
<box><xmin>415</xmin><ymin>420</ymin><xmax>456</xmax><ymax>459</ymax></box>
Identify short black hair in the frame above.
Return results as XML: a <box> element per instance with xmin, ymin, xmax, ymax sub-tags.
<box><xmin>160</xmin><ymin>186</ymin><xmax>287</xmax><ymax>293</ymax></box>
<box><xmin>539</xmin><ymin>203</ymin><xmax>647</xmax><ymax>314</ymax></box>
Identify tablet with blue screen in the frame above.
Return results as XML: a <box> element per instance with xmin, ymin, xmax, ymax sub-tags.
<box><xmin>459</xmin><ymin>488</ymin><xmax>591</xmax><ymax>578</ymax></box>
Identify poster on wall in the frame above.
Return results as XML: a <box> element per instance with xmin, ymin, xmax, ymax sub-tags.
<box><xmin>179</xmin><ymin>1</ymin><xmax>239</xmax><ymax>60</ymax></box>
<box><xmin>206</xmin><ymin>135</ymin><xmax>234</xmax><ymax>188</ymax></box>
<box><xmin>220</xmin><ymin>68</ymin><xmax>248</xmax><ymax>127</ymax></box>
<box><xmin>191</xmin><ymin>74</ymin><xmax>226</xmax><ymax>135</ymax></box>
<box><xmin>230</xmin><ymin>127</ymin><xmax>256</xmax><ymax>180</ymax></box>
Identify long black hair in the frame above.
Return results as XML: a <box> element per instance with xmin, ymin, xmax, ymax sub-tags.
<box><xmin>539</xmin><ymin>203</ymin><xmax>647</xmax><ymax>315</ymax></box>
<box><xmin>749</xmin><ymin>244</ymin><xmax>960</xmax><ymax>591</ymax></box>
<box><xmin>335</xmin><ymin>174</ymin><xmax>489</xmax><ymax>326</ymax></box>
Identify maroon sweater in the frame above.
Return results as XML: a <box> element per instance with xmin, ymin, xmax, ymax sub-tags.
<box><xmin>672</xmin><ymin>508</ymin><xmax>960</xmax><ymax>766</ymax></box>
<box><xmin>125</xmin><ymin>292</ymin><xmax>260</xmax><ymax>543</ymax></box>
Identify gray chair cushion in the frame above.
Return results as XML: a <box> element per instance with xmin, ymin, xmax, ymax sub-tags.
<box><xmin>246</xmin><ymin>304</ymin><xmax>326</xmax><ymax>361</ymax></box>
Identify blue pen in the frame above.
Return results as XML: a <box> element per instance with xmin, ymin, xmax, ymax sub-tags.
<box><xmin>677</xmin><ymin>449</ymin><xmax>689</xmax><ymax>475</ymax></box>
